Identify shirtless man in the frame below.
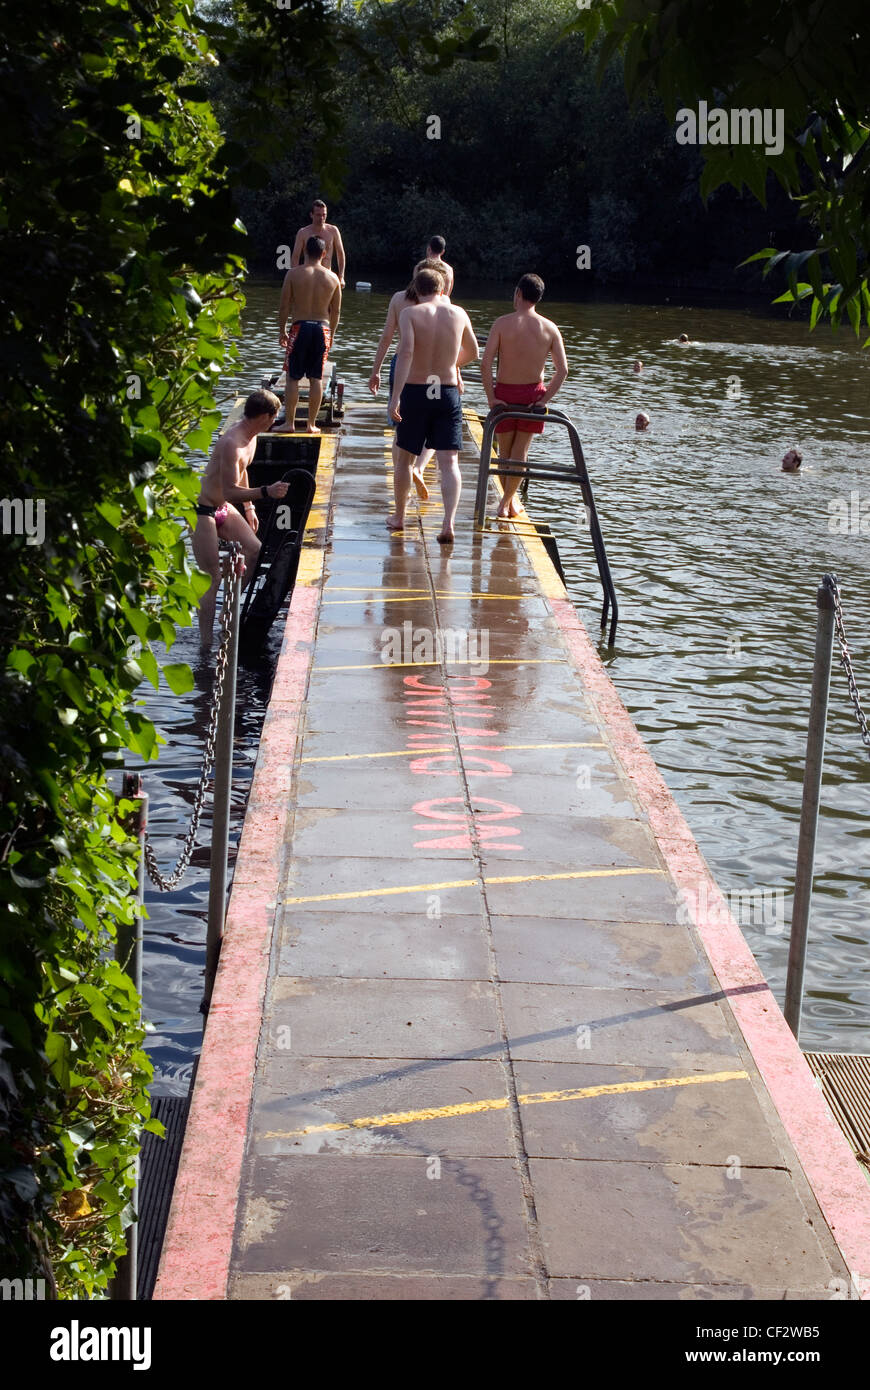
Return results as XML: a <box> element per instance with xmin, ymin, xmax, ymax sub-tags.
<box><xmin>278</xmin><ymin>236</ymin><xmax>341</xmax><ymax>434</ymax></box>
<box><xmin>387</xmin><ymin>267</ymin><xmax>478</xmax><ymax>543</ymax></box>
<box><xmin>192</xmin><ymin>390</ymin><xmax>289</xmax><ymax>649</ymax></box>
<box><xmin>369</xmin><ymin>258</ymin><xmax>449</xmax><ymax>500</ymax></box>
<box><xmin>426</xmin><ymin>236</ymin><xmax>454</xmax><ymax>296</ymax></box>
<box><xmin>481</xmin><ymin>274</ymin><xmax>568</xmax><ymax>519</ymax></box>
<box><xmin>291</xmin><ymin>200</ymin><xmax>345</xmax><ymax>286</ymax></box>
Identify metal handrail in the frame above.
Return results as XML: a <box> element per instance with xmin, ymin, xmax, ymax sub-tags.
<box><xmin>473</xmin><ymin>405</ymin><xmax>619</xmax><ymax>646</ymax></box>
<box><xmin>238</xmin><ymin>468</ymin><xmax>316</xmax><ymax>633</ymax></box>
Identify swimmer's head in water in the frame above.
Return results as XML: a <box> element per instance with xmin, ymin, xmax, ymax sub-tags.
<box><xmin>782</xmin><ymin>448</ymin><xmax>802</xmax><ymax>471</ymax></box>
<box><xmin>633</xmin><ymin>359</ymin><xmax>643</xmax><ymax>372</ymax></box>
<box><xmin>516</xmin><ymin>273</ymin><xmax>545</xmax><ymax>304</ymax></box>
<box><xmin>305</xmin><ymin>235</ymin><xmax>326</xmax><ymax>261</ymax></box>
<box><xmin>635</xmin><ymin>412</ymin><xmax>650</xmax><ymax>430</ymax></box>
<box><xmin>678</xmin><ymin>333</ymin><xmax>690</xmax><ymax>343</ymax></box>
<box><xmin>244</xmin><ymin>388</ymin><xmax>281</xmax><ymax>422</ymax></box>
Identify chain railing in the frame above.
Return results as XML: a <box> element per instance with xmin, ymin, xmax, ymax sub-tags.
<box><xmin>830</xmin><ymin>573</ymin><xmax>870</xmax><ymax>756</ymax></box>
<box><xmin>142</xmin><ymin>545</ymin><xmax>244</xmax><ymax>890</ymax></box>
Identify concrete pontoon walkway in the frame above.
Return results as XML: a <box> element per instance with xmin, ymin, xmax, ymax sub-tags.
<box><xmin>156</xmin><ymin>406</ymin><xmax>870</xmax><ymax>1301</ymax></box>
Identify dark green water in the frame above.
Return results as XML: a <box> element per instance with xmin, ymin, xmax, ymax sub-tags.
<box><xmin>142</xmin><ymin>279</ymin><xmax>870</xmax><ymax>1090</ymax></box>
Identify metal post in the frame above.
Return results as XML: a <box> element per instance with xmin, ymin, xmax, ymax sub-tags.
<box><xmin>203</xmin><ymin>550</ymin><xmax>242</xmax><ymax>1010</ymax></box>
<box><xmin>112</xmin><ymin>771</ymin><xmax>147</xmax><ymax>1300</ymax></box>
<box><xmin>784</xmin><ymin>576</ymin><xmax>837</xmax><ymax>1039</ymax></box>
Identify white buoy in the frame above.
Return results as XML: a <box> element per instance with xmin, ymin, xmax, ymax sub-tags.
<box><xmin>355</xmin><ymin>281</ymin><xmax>372</xmax><ymax>292</ymax></box>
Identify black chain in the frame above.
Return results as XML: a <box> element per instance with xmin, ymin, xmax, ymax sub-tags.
<box><xmin>143</xmin><ymin>547</ymin><xmax>242</xmax><ymax>889</ymax></box>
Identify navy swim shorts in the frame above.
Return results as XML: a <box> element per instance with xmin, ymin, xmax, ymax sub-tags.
<box><xmin>395</xmin><ymin>383</ymin><xmax>462</xmax><ymax>455</ymax></box>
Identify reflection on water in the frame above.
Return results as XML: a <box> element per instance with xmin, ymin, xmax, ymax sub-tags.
<box><xmin>140</xmin><ymin>281</ymin><xmax>870</xmax><ymax>1091</ymax></box>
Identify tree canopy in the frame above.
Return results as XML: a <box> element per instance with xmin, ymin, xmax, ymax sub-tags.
<box><xmin>570</xmin><ymin>0</ymin><xmax>870</xmax><ymax>336</ymax></box>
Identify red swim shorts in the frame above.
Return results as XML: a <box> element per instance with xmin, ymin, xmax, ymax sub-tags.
<box><xmin>493</xmin><ymin>380</ymin><xmax>547</xmax><ymax>434</ymax></box>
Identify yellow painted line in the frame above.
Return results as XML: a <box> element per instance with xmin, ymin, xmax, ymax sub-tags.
<box><xmin>321</xmin><ymin>593</ymin><xmax>547</xmax><ymax>605</ymax></box>
<box><xmin>296</xmin><ymin>547</ymin><xmax>324</xmax><ymax>588</ymax></box>
<box><xmin>312</xmin><ymin>658</ymin><xmax>563</xmax><ymax>672</ymax></box>
<box><xmin>263</xmin><ymin>1070</ymin><xmax>750</xmax><ymax>1140</ymax></box>
<box><xmin>321</xmin><ymin>597</ymin><xmax>434</xmax><ymax>607</ymax></box>
<box><xmin>300</xmin><ymin>740</ymin><xmax>606</xmax><ymax>765</ymax></box>
<box><xmin>323</xmin><ymin>586</ymin><xmax>431</xmax><ymax>594</ymax></box>
<box><xmin>283</xmin><ymin>866</ymin><xmax>663</xmax><ymax>906</ymax></box>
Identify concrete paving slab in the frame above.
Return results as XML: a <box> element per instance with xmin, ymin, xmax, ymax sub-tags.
<box><xmin>267</xmin><ymin>976</ymin><xmax>502</xmax><ymax>1059</ymax></box>
<box><xmin>490</xmin><ymin>916</ymin><xmax>713</xmax><ymax>991</ymax></box>
<box><xmin>234</xmin><ymin>1155</ymin><xmax>532</xmax><ymax>1277</ymax></box>
<box><xmin>501</xmin><ymin>983</ymin><xmax>741</xmax><ymax>1067</ymax></box>
<box><xmin>279</xmin><ymin>910</ymin><xmax>491</xmax><ymax>980</ymax></box>
<box><xmin>529</xmin><ymin>1159</ymin><xmax>836</xmax><ymax>1286</ymax></box>
<box><xmin>294</xmin><ymin>768</ymin><xmax>468</xmax><ymax>812</ymax></box>
<box><xmin>288</xmin><ymin>807</ymin><xmax>482</xmax><ymax>860</ymax></box>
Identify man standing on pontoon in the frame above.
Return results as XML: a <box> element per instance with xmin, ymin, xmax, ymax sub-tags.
<box><xmin>426</xmin><ymin>235</ymin><xmax>454</xmax><ymax>296</ymax></box>
<box><xmin>387</xmin><ymin>266</ymin><xmax>478</xmax><ymax>544</ymax></box>
<box><xmin>278</xmin><ymin>236</ymin><xmax>342</xmax><ymax>434</ymax></box>
<box><xmin>481</xmin><ymin>274</ymin><xmax>568</xmax><ymax>519</ymax></box>
<box><xmin>291</xmin><ymin>200</ymin><xmax>346</xmax><ymax>286</ymax></box>
<box><xmin>369</xmin><ymin>258</ymin><xmax>450</xmax><ymax>500</ymax></box>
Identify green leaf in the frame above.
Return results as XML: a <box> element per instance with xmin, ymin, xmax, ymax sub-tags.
<box><xmin>162</xmin><ymin>662</ymin><xmax>194</xmax><ymax>695</ymax></box>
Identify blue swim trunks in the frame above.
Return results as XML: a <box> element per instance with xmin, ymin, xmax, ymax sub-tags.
<box><xmin>395</xmin><ymin>383</ymin><xmax>462</xmax><ymax>456</ymax></box>
<box><xmin>285</xmin><ymin>319</ymin><xmax>330</xmax><ymax>381</ymax></box>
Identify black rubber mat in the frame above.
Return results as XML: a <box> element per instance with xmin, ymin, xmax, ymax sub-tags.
<box><xmin>137</xmin><ymin>1092</ymin><xmax>192</xmax><ymax>1300</ymax></box>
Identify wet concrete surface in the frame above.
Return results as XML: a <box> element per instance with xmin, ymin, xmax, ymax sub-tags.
<box><xmin>229</xmin><ymin>410</ymin><xmax>852</xmax><ymax>1300</ymax></box>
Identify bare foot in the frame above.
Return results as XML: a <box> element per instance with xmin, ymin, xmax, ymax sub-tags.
<box><xmin>411</xmin><ymin>469</ymin><xmax>430</xmax><ymax>501</ymax></box>
<box><xmin>306</xmin><ymin>424</ymin><xmax>321</xmax><ymax>434</ymax></box>
<box><xmin>386</xmin><ymin>513</ymin><xmax>405</xmax><ymax>531</ymax></box>
<box><xmin>496</xmin><ymin>502</ymin><xmax>510</xmax><ymax>520</ymax></box>
<box><xmin>508</xmin><ymin>497</ymin><xmax>523</xmax><ymax>518</ymax></box>
<box><xmin>437</xmin><ymin>526</ymin><xmax>455</xmax><ymax>544</ymax></box>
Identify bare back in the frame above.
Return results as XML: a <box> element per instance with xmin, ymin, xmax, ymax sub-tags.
<box><xmin>285</xmin><ymin>263</ymin><xmax>340</xmax><ymax>323</ymax></box>
<box><xmin>295</xmin><ymin>221</ymin><xmax>339</xmax><ymax>267</ymax></box>
<box><xmin>492</xmin><ymin>310</ymin><xmax>558</xmax><ymax>383</ymax></box>
<box><xmin>400</xmin><ymin>300</ymin><xmax>469</xmax><ymax>384</ymax></box>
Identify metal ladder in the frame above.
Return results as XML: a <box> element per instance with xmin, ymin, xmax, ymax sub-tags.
<box><xmin>473</xmin><ymin>404</ymin><xmax>619</xmax><ymax>646</ymax></box>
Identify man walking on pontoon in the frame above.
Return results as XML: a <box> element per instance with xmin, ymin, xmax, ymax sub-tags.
<box><xmin>369</xmin><ymin>258</ymin><xmax>450</xmax><ymax>500</ymax></box>
<box><xmin>278</xmin><ymin>236</ymin><xmax>342</xmax><ymax>434</ymax></box>
<box><xmin>291</xmin><ymin>199</ymin><xmax>346</xmax><ymax>286</ymax></box>
<box><xmin>481</xmin><ymin>273</ymin><xmax>568</xmax><ymax>518</ymax></box>
<box><xmin>388</xmin><ymin>266</ymin><xmax>478</xmax><ymax>544</ymax></box>
<box><xmin>426</xmin><ymin>235</ymin><xmax>454</xmax><ymax>296</ymax></box>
